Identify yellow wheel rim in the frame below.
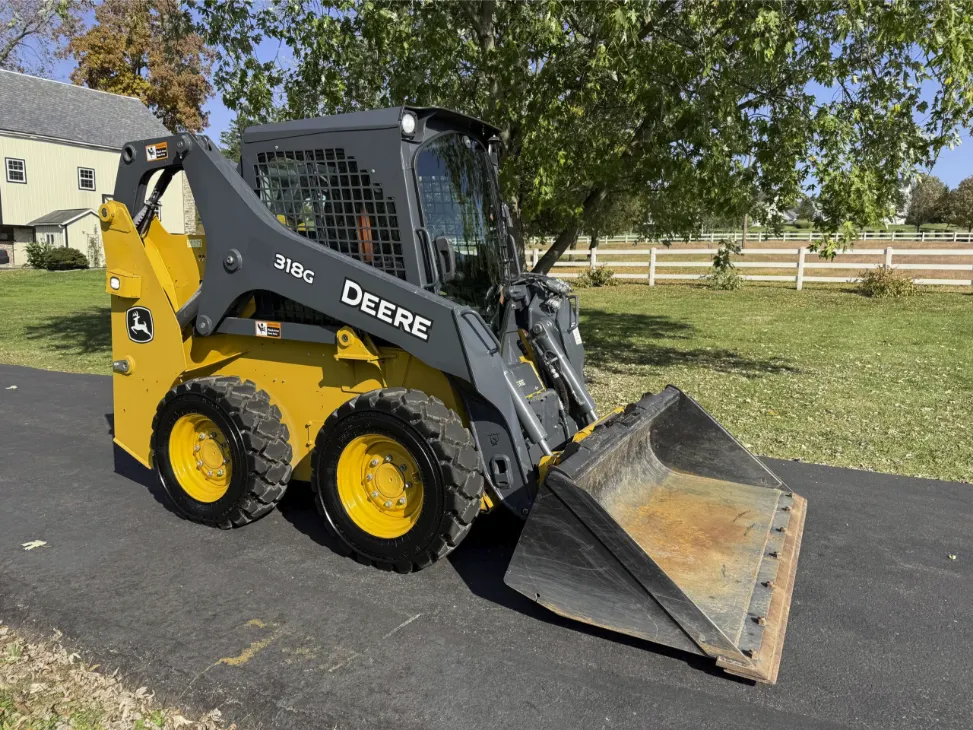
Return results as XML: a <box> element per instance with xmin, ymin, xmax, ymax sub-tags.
<box><xmin>336</xmin><ymin>434</ymin><xmax>424</xmax><ymax>539</ymax></box>
<box><xmin>168</xmin><ymin>414</ymin><xmax>233</xmax><ymax>503</ymax></box>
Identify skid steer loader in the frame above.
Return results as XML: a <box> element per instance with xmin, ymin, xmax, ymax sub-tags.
<box><xmin>101</xmin><ymin>107</ymin><xmax>805</xmax><ymax>683</ymax></box>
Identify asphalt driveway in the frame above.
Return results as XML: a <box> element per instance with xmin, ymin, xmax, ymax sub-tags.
<box><xmin>0</xmin><ymin>364</ymin><xmax>970</xmax><ymax>729</ymax></box>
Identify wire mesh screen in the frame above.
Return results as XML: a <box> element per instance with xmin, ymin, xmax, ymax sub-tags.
<box><xmin>254</xmin><ymin>149</ymin><xmax>406</xmax><ymax>279</ymax></box>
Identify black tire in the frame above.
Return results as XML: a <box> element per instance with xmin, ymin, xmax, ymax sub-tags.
<box><xmin>152</xmin><ymin>376</ymin><xmax>293</xmax><ymax>529</ymax></box>
<box><xmin>312</xmin><ymin>388</ymin><xmax>484</xmax><ymax>573</ymax></box>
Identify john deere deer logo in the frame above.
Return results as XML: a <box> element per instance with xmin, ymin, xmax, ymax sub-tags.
<box><xmin>126</xmin><ymin>307</ymin><xmax>154</xmax><ymax>343</ymax></box>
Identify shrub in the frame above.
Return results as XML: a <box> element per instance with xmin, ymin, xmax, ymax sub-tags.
<box><xmin>706</xmin><ymin>266</ymin><xmax>744</xmax><ymax>290</ymax></box>
<box><xmin>793</xmin><ymin>218</ymin><xmax>813</xmax><ymax>230</ymax></box>
<box><xmin>25</xmin><ymin>241</ymin><xmax>52</xmax><ymax>269</ymax></box>
<box><xmin>857</xmin><ymin>265</ymin><xmax>918</xmax><ymax>298</ymax></box>
<box><xmin>42</xmin><ymin>247</ymin><xmax>89</xmax><ymax>271</ymax></box>
<box><xmin>573</xmin><ymin>265</ymin><xmax>617</xmax><ymax>288</ymax></box>
<box><xmin>706</xmin><ymin>240</ymin><xmax>744</xmax><ymax>290</ymax></box>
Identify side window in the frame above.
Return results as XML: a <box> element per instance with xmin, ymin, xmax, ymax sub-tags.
<box><xmin>78</xmin><ymin>167</ymin><xmax>96</xmax><ymax>191</ymax></box>
<box><xmin>5</xmin><ymin>158</ymin><xmax>26</xmax><ymax>184</ymax></box>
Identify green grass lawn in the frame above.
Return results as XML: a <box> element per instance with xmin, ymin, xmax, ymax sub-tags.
<box><xmin>0</xmin><ymin>270</ymin><xmax>110</xmax><ymax>374</ymax></box>
<box><xmin>580</xmin><ymin>284</ymin><xmax>973</xmax><ymax>482</ymax></box>
<box><xmin>1</xmin><ymin>269</ymin><xmax>971</xmax><ymax>482</ymax></box>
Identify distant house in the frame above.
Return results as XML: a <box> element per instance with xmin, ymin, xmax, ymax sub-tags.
<box><xmin>0</xmin><ymin>70</ymin><xmax>194</xmax><ymax>267</ymax></box>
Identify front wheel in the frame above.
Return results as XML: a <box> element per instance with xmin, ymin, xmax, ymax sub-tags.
<box><xmin>151</xmin><ymin>376</ymin><xmax>293</xmax><ymax>528</ymax></box>
<box><xmin>312</xmin><ymin>388</ymin><xmax>484</xmax><ymax>573</ymax></box>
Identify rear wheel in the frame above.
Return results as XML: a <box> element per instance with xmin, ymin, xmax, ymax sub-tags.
<box><xmin>312</xmin><ymin>388</ymin><xmax>484</xmax><ymax>572</ymax></box>
<box><xmin>152</xmin><ymin>376</ymin><xmax>293</xmax><ymax>528</ymax></box>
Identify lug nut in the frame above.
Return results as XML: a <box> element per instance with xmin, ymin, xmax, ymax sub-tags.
<box><xmin>196</xmin><ymin>460</ymin><xmax>203</xmax><ymax>467</ymax></box>
<box><xmin>210</xmin><ymin>432</ymin><xmax>217</xmax><ymax>439</ymax></box>
<box><xmin>398</xmin><ymin>497</ymin><xmax>406</xmax><ymax>505</ymax></box>
<box><xmin>194</xmin><ymin>445</ymin><xmax>200</xmax><ymax>453</ymax></box>
<box><xmin>384</xmin><ymin>500</ymin><xmax>392</xmax><ymax>508</ymax></box>
<box><xmin>207</xmin><ymin>470</ymin><xmax>214</xmax><ymax>477</ymax></box>
<box><xmin>370</xmin><ymin>491</ymin><xmax>379</xmax><ymax>498</ymax></box>
<box><xmin>370</xmin><ymin>459</ymin><xmax>379</xmax><ymax>467</ymax></box>
<box><xmin>404</xmin><ymin>482</ymin><xmax>412</xmax><ymax>489</ymax></box>
<box><xmin>398</xmin><ymin>463</ymin><xmax>406</xmax><ymax>472</ymax></box>
<box><xmin>384</xmin><ymin>455</ymin><xmax>393</xmax><ymax>463</ymax></box>
<box><xmin>217</xmin><ymin>469</ymin><xmax>224</xmax><ymax>477</ymax></box>
<box><xmin>365</xmin><ymin>474</ymin><xmax>373</xmax><ymax>482</ymax></box>
<box><xmin>199</xmin><ymin>434</ymin><xmax>206</xmax><ymax>440</ymax></box>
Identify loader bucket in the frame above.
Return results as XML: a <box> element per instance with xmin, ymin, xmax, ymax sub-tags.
<box><xmin>504</xmin><ymin>386</ymin><xmax>806</xmax><ymax>683</ymax></box>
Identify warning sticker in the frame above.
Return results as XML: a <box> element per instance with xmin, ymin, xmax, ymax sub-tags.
<box><xmin>255</xmin><ymin>320</ymin><xmax>281</xmax><ymax>338</ymax></box>
<box><xmin>572</xmin><ymin>327</ymin><xmax>583</xmax><ymax>345</ymax></box>
<box><xmin>188</xmin><ymin>238</ymin><xmax>203</xmax><ymax>249</ymax></box>
<box><xmin>145</xmin><ymin>141</ymin><xmax>168</xmax><ymax>162</ymax></box>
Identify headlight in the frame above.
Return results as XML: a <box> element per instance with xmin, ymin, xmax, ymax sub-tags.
<box><xmin>401</xmin><ymin>112</ymin><xmax>417</xmax><ymax>136</ymax></box>
<box><xmin>109</xmin><ymin>276</ymin><xmax>121</xmax><ymax>290</ymax></box>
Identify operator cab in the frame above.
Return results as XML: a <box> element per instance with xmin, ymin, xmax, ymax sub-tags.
<box><xmin>239</xmin><ymin>107</ymin><xmax>517</xmax><ymax>323</ymax></box>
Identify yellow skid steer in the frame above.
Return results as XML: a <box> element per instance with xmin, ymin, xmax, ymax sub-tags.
<box><xmin>100</xmin><ymin>107</ymin><xmax>805</xmax><ymax>683</ymax></box>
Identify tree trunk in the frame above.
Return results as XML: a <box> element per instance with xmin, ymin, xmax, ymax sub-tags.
<box><xmin>533</xmin><ymin>188</ymin><xmax>608</xmax><ymax>273</ymax></box>
<box><xmin>741</xmin><ymin>213</ymin><xmax>749</xmax><ymax>249</ymax></box>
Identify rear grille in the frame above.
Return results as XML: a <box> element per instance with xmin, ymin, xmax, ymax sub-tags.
<box><xmin>254</xmin><ymin>148</ymin><xmax>406</xmax><ymax>280</ymax></box>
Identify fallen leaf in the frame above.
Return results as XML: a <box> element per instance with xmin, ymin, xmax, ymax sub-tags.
<box><xmin>5</xmin><ymin>385</ymin><xmax>16</xmax><ymax>390</ymax></box>
<box><xmin>21</xmin><ymin>540</ymin><xmax>48</xmax><ymax>551</ymax></box>
<box><xmin>948</xmin><ymin>553</ymin><xmax>957</xmax><ymax>560</ymax></box>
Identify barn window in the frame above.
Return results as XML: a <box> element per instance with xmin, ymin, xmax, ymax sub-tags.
<box><xmin>5</xmin><ymin>158</ymin><xmax>26</xmax><ymax>184</ymax></box>
<box><xmin>78</xmin><ymin>167</ymin><xmax>96</xmax><ymax>191</ymax></box>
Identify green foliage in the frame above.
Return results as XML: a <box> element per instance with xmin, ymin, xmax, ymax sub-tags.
<box><xmin>24</xmin><ymin>241</ymin><xmax>51</xmax><ymax>269</ymax></box>
<box><xmin>42</xmin><ymin>248</ymin><xmax>89</xmax><ymax>271</ymax></box>
<box><xmin>706</xmin><ymin>240</ymin><xmax>744</xmax><ymax>289</ymax></box>
<box><xmin>792</xmin><ymin>218</ymin><xmax>813</xmax><ymax>230</ymax></box>
<box><xmin>193</xmin><ymin>1</ymin><xmax>973</xmax><ymax>267</ymax></box>
<box><xmin>857</xmin><ymin>266</ymin><xmax>919</xmax><ymax>298</ymax></box>
<box><xmin>906</xmin><ymin>175</ymin><xmax>950</xmax><ymax>230</ymax></box>
<box><xmin>947</xmin><ymin>176</ymin><xmax>973</xmax><ymax>231</ymax></box>
<box><xmin>794</xmin><ymin>196</ymin><xmax>817</xmax><ymax>222</ymax></box>
<box><xmin>574</xmin><ymin>266</ymin><xmax>617</xmax><ymax>288</ymax></box>
<box><xmin>706</xmin><ymin>266</ymin><xmax>744</xmax><ymax>290</ymax></box>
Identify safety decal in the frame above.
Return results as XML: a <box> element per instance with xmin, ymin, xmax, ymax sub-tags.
<box><xmin>255</xmin><ymin>320</ymin><xmax>282</xmax><ymax>338</ymax></box>
<box><xmin>146</xmin><ymin>141</ymin><xmax>168</xmax><ymax>162</ymax></box>
<box><xmin>126</xmin><ymin>307</ymin><xmax>154</xmax><ymax>343</ymax></box>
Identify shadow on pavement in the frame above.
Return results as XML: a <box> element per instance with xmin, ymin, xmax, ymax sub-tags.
<box><xmin>581</xmin><ymin>310</ymin><xmax>797</xmax><ymax>377</ymax></box>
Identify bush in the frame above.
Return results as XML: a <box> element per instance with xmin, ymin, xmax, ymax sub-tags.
<box><xmin>25</xmin><ymin>241</ymin><xmax>52</xmax><ymax>269</ymax></box>
<box><xmin>42</xmin><ymin>247</ymin><xmax>89</xmax><ymax>271</ymax></box>
<box><xmin>793</xmin><ymin>218</ymin><xmax>813</xmax><ymax>230</ymax></box>
<box><xmin>706</xmin><ymin>266</ymin><xmax>744</xmax><ymax>290</ymax></box>
<box><xmin>573</xmin><ymin>266</ymin><xmax>617</xmax><ymax>288</ymax></box>
<box><xmin>857</xmin><ymin>265</ymin><xmax>918</xmax><ymax>298</ymax></box>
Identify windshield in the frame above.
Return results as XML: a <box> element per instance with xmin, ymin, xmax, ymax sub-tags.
<box><xmin>415</xmin><ymin>132</ymin><xmax>508</xmax><ymax>308</ymax></box>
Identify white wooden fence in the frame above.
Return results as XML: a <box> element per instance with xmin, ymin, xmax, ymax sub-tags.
<box><xmin>526</xmin><ymin>246</ymin><xmax>973</xmax><ymax>289</ymax></box>
<box><xmin>530</xmin><ymin>230</ymin><xmax>973</xmax><ymax>246</ymax></box>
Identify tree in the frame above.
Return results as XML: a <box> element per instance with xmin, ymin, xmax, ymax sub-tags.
<box><xmin>194</xmin><ymin>1</ymin><xmax>973</xmax><ymax>271</ymax></box>
<box><xmin>947</xmin><ymin>176</ymin><xmax>973</xmax><ymax>231</ymax></box>
<box><xmin>906</xmin><ymin>175</ymin><xmax>949</xmax><ymax>231</ymax></box>
<box><xmin>795</xmin><ymin>196</ymin><xmax>817</xmax><ymax>222</ymax></box>
<box><xmin>65</xmin><ymin>0</ymin><xmax>213</xmax><ymax>132</ymax></box>
<box><xmin>0</xmin><ymin>0</ymin><xmax>86</xmax><ymax>74</ymax></box>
